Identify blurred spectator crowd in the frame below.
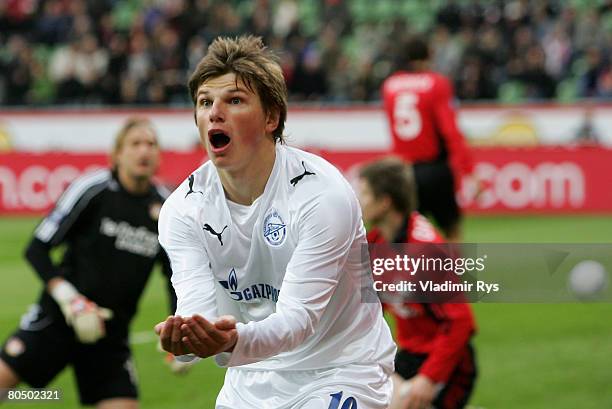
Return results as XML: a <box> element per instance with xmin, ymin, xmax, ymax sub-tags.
<box><xmin>1</xmin><ymin>0</ymin><xmax>611</xmax><ymax>107</ymax></box>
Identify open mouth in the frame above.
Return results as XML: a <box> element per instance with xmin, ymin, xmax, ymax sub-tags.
<box><xmin>209</xmin><ymin>131</ymin><xmax>231</xmax><ymax>149</ymax></box>
<box><xmin>138</xmin><ymin>159</ymin><xmax>150</xmax><ymax>167</ymax></box>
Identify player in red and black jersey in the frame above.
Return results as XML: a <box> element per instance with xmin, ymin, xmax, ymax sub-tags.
<box><xmin>358</xmin><ymin>158</ymin><xmax>477</xmax><ymax>409</ymax></box>
<box><xmin>381</xmin><ymin>36</ymin><xmax>476</xmax><ymax>242</ymax></box>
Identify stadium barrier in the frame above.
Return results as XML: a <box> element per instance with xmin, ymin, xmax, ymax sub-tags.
<box><xmin>317</xmin><ymin>146</ymin><xmax>612</xmax><ymax>214</ymax></box>
<box><xmin>0</xmin><ymin>151</ymin><xmax>204</xmax><ymax>214</ymax></box>
<box><xmin>1</xmin><ymin>146</ymin><xmax>612</xmax><ymax>215</ymax></box>
<box><xmin>1</xmin><ymin>104</ymin><xmax>611</xmax><ymax>151</ymax></box>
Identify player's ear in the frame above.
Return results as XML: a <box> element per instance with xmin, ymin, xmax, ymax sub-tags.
<box><xmin>380</xmin><ymin>195</ymin><xmax>393</xmax><ymax>211</ymax></box>
<box><xmin>265</xmin><ymin>109</ymin><xmax>280</xmax><ymax>134</ymax></box>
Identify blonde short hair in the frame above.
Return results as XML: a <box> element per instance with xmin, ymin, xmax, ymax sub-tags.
<box><xmin>110</xmin><ymin>117</ymin><xmax>157</xmax><ymax>169</ymax></box>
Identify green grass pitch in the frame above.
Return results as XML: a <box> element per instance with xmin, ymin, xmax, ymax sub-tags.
<box><xmin>0</xmin><ymin>215</ymin><xmax>611</xmax><ymax>408</ymax></box>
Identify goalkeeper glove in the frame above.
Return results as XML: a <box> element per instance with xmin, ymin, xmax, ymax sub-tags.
<box><xmin>50</xmin><ymin>280</ymin><xmax>113</xmax><ymax>344</ymax></box>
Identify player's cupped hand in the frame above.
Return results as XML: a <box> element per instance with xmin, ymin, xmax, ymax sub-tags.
<box><xmin>180</xmin><ymin>314</ymin><xmax>238</xmax><ymax>358</ymax></box>
<box><xmin>155</xmin><ymin>314</ymin><xmax>238</xmax><ymax>358</ymax></box>
<box><xmin>155</xmin><ymin>315</ymin><xmax>192</xmax><ymax>356</ymax></box>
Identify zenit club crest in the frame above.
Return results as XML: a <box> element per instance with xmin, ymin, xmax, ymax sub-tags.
<box><xmin>263</xmin><ymin>208</ymin><xmax>286</xmax><ymax>246</ymax></box>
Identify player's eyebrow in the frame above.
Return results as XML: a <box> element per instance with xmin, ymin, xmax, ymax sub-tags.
<box><xmin>197</xmin><ymin>88</ymin><xmax>249</xmax><ymax>97</ymax></box>
<box><xmin>226</xmin><ymin>88</ymin><xmax>251</xmax><ymax>97</ymax></box>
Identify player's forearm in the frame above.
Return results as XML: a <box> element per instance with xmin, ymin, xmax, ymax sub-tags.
<box><xmin>218</xmin><ymin>279</ymin><xmax>335</xmax><ymax>367</ymax></box>
<box><xmin>419</xmin><ymin>322</ymin><xmax>474</xmax><ymax>382</ymax></box>
<box><xmin>24</xmin><ymin>237</ymin><xmax>62</xmax><ymax>283</ymax></box>
<box><xmin>161</xmin><ymin>258</ymin><xmax>178</xmax><ymax>314</ymax></box>
<box><xmin>166</xmin><ymin>282</ymin><xmax>178</xmax><ymax>315</ymax></box>
<box><xmin>439</xmin><ymin>120</ymin><xmax>474</xmax><ymax>176</ymax></box>
<box><xmin>159</xmin><ymin>202</ymin><xmax>218</xmax><ymax>318</ymax></box>
<box><xmin>434</xmin><ymin>98</ymin><xmax>474</xmax><ymax>175</ymax></box>
<box><xmin>47</xmin><ymin>276</ymin><xmax>68</xmax><ymax>293</ymax></box>
<box><xmin>172</xmin><ymin>268</ymin><xmax>220</xmax><ymax>320</ymax></box>
<box><xmin>447</xmin><ymin>145</ymin><xmax>474</xmax><ymax>177</ymax></box>
<box><xmin>419</xmin><ymin>347</ymin><xmax>466</xmax><ymax>383</ymax></box>
<box><xmin>217</xmin><ymin>309</ymin><xmax>314</xmax><ymax>367</ymax></box>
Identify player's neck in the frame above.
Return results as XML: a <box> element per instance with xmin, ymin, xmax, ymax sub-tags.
<box><xmin>117</xmin><ymin>168</ymin><xmax>151</xmax><ymax>195</ymax></box>
<box><xmin>379</xmin><ymin>210</ymin><xmax>405</xmax><ymax>242</ymax></box>
<box><xmin>408</xmin><ymin>61</ymin><xmax>429</xmax><ymax>72</ymax></box>
<box><xmin>219</xmin><ymin>146</ymin><xmax>276</xmax><ymax>206</ymax></box>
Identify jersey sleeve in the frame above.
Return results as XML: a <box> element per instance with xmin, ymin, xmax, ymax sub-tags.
<box><xmin>217</xmin><ymin>188</ymin><xmax>358</xmax><ymax>367</ymax></box>
<box><xmin>158</xmin><ymin>249</ymin><xmax>177</xmax><ymax>315</ymax></box>
<box><xmin>418</xmin><ymin>303</ymin><xmax>476</xmax><ymax>383</ymax></box>
<box><xmin>25</xmin><ymin>170</ymin><xmax>109</xmax><ymax>283</ymax></box>
<box><xmin>158</xmin><ymin>200</ymin><xmax>218</xmax><ymax>321</ymax></box>
<box><xmin>432</xmin><ymin>77</ymin><xmax>474</xmax><ymax>183</ymax></box>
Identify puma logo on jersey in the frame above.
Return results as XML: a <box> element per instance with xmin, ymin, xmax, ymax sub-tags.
<box><xmin>203</xmin><ymin>223</ymin><xmax>228</xmax><ymax>246</ymax></box>
<box><xmin>185</xmin><ymin>174</ymin><xmax>203</xmax><ymax>198</ymax></box>
<box><xmin>290</xmin><ymin>161</ymin><xmax>316</xmax><ymax>186</ymax></box>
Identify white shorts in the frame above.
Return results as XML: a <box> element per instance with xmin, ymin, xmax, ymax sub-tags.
<box><xmin>216</xmin><ymin>363</ymin><xmax>393</xmax><ymax>409</ymax></box>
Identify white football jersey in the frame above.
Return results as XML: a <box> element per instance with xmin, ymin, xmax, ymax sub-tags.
<box><xmin>158</xmin><ymin>144</ymin><xmax>396</xmax><ymax>371</ymax></box>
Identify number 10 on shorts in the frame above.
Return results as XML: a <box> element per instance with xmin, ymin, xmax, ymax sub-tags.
<box><xmin>328</xmin><ymin>391</ymin><xmax>357</xmax><ymax>409</ymax></box>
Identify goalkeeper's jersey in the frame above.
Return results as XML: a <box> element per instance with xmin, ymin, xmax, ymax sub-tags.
<box><xmin>27</xmin><ymin>170</ymin><xmax>175</xmax><ymax>337</ymax></box>
<box><xmin>159</xmin><ymin>144</ymin><xmax>396</xmax><ymax>371</ymax></box>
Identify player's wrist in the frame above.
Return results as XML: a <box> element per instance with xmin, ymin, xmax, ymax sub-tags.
<box><xmin>224</xmin><ymin>336</ymin><xmax>237</xmax><ymax>353</ymax></box>
<box><xmin>49</xmin><ymin>279</ymin><xmax>80</xmax><ymax>306</ymax></box>
<box><xmin>415</xmin><ymin>373</ymin><xmax>434</xmax><ymax>384</ymax></box>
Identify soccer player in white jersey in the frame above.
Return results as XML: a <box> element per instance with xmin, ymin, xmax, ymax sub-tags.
<box><xmin>155</xmin><ymin>35</ymin><xmax>396</xmax><ymax>408</ymax></box>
